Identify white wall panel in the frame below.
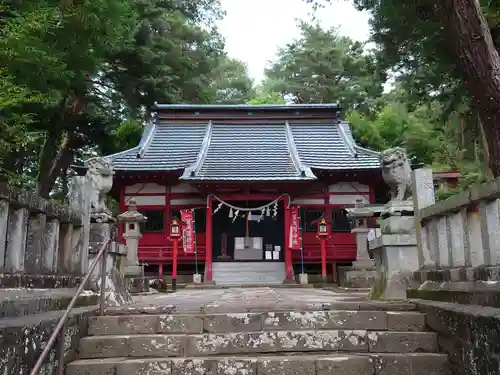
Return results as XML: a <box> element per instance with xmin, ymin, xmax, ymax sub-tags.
<box><xmin>329</xmin><ymin>194</ymin><xmax>369</xmax><ymax>205</ymax></box>
<box><xmin>170</xmin><ymin>183</ymin><xmax>199</xmax><ymax>193</ymax></box>
<box><xmin>328</xmin><ymin>182</ymin><xmax>370</xmax><ymax>193</ymax></box>
<box><xmin>125</xmin><ymin>183</ymin><xmax>166</xmax><ymax>194</ymax></box>
<box><xmin>125</xmin><ymin>195</ymin><xmax>165</xmax><ymax>206</ymax></box>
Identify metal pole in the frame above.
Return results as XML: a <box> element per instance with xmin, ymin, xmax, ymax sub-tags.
<box><xmin>55</xmin><ymin>323</ymin><xmax>67</xmax><ymax>375</ymax></box>
<box><xmin>193</xmin><ymin>209</ymin><xmax>198</xmax><ymax>275</ymax></box>
<box><xmin>172</xmin><ymin>239</ymin><xmax>178</xmax><ymax>291</ymax></box>
<box><xmin>30</xmin><ymin>238</ymin><xmax>110</xmax><ymax>375</ymax></box>
<box><xmin>299</xmin><ymin>207</ymin><xmax>304</xmax><ymax>275</ymax></box>
<box><xmin>99</xmin><ymin>240</ymin><xmax>108</xmax><ymax>316</ymax></box>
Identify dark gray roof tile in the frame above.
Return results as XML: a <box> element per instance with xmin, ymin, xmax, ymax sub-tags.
<box><xmin>110</xmin><ymin>121</ymin><xmax>207</xmax><ymax>171</ymax></box>
<box><xmin>185</xmin><ymin>124</ymin><xmax>306</xmax><ymax>181</ymax></box>
<box><xmin>290</xmin><ymin>123</ymin><xmax>380</xmax><ymax>170</ymax></box>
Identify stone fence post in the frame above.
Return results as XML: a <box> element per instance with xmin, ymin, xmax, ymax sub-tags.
<box><xmin>417</xmin><ymin>178</ymin><xmax>500</xmax><ymax>273</ymax></box>
<box><xmin>0</xmin><ymin>183</ymin><xmax>83</xmax><ymax>287</ymax></box>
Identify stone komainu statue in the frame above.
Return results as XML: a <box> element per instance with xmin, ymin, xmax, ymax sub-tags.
<box><xmin>380</xmin><ymin>147</ymin><xmax>413</xmax><ymax>202</ymax></box>
<box><xmin>87</xmin><ymin>157</ymin><xmax>115</xmax><ymax>222</ymax></box>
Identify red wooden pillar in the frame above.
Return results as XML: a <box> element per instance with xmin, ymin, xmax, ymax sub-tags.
<box><xmin>320</xmin><ymin>237</ymin><xmax>327</xmax><ymax>281</ymax></box>
<box><xmin>158</xmin><ymin>263</ymin><xmax>164</xmax><ymax>280</ymax></box>
<box><xmin>284</xmin><ymin>196</ymin><xmax>293</xmax><ymax>280</ymax></box>
<box><xmin>172</xmin><ymin>239</ymin><xmax>178</xmax><ymax>291</ymax></box>
<box><xmin>205</xmin><ymin>197</ymin><xmax>213</xmax><ymax>281</ymax></box>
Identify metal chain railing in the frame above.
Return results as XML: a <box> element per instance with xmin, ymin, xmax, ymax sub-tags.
<box><xmin>29</xmin><ymin>237</ymin><xmax>111</xmax><ymax>375</ymax></box>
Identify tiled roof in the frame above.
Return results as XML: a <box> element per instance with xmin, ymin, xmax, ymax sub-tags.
<box><xmin>186</xmin><ymin>124</ymin><xmax>311</xmax><ymax>181</ymax></box>
<box><xmin>110</xmin><ymin>121</ymin><xmax>207</xmax><ymax>171</ymax></box>
<box><xmin>107</xmin><ymin>115</ymin><xmax>380</xmax><ymax>180</ymax></box>
<box><xmin>290</xmin><ymin>122</ymin><xmax>380</xmax><ymax>170</ymax></box>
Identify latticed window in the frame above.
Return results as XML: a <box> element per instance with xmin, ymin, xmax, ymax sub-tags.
<box><xmin>139</xmin><ymin>210</ymin><xmax>165</xmax><ymax>233</ymax></box>
<box><xmin>331</xmin><ymin>208</ymin><xmax>352</xmax><ymax>232</ymax></box>
<box><xmin>300</xmin><ymin>209</ymin><xmax>325</xmax><ymax>232</ymax></box>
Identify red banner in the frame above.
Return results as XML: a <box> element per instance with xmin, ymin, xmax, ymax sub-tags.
<box><xmin>181</xmin><ymin>209</ymin><xmax>195</xmax><ymax>254</ymax></box>
<box><xmin>289</xmin><ymin>206</ymin><xmax>301</xmax><ymax>250</ymax></box>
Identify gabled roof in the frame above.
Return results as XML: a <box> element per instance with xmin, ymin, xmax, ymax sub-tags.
<box><xmin>108</xmin><ymin>104</ymin><xmax>380</xmax><ymax>181</ymax></box>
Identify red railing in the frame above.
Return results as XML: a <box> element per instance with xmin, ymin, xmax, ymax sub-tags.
<box><xmin>139</xmin><ymin>235</ymin><xmax>206</xmax><ymax>263</ymax></box>
<box><xmin>137</xmin><ymin>232</ymin><xmax>356</xmax><ymax>264</ymax></box>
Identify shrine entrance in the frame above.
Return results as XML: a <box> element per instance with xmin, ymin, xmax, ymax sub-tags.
<box><xmin>211</xmin><ymin>200</ymin><xmax>284</xmax><ymax>262</ymax></box>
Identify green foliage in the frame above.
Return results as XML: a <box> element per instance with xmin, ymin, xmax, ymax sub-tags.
<box><xmin>248</xmin><ymin>92</ymin><xmax>286</xmax><ymax>105</ymax></box>
<box><xmin>210</xmin><ymin>56</ymin><xmax>255</xmax><ymax>104</ymax></box>
<box><xmin>0</xmin><ymin>0</ymin><xmax>247</xmax><ymax>195</ymax></box>
<box><xmin>262</xmin><ymin>21</ymin><xmax>385</xmax><ymax>114</ymax></box>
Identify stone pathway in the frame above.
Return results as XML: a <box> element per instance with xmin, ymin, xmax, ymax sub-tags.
<box><xmin>67</xmin><ymin>287</ymin><xmax>450</xmax><ymax>375</ymax></box>
<box><xmin>129</xmin><ymin>287</ymin><xmax>413</xmax><ymax>314</ymax></box>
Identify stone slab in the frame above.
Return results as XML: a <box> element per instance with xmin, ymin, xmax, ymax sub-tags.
<box><xmin>128</xmin><ymin>335</ymin><xmax>184</xmax><ymax>357</ymax></box>
<box><xmin>258</xmin><ymin>358</ymin><xmax>315</xmax><ymax>375</ymax></box>
<box><xmin>66</xmin><ymin>354</ymin><xmax>450</xmax><ymax>375</ymax></box>
<box><xmin>184</xmin><ymin>330</ymin><xmax>369</xmax><ymax>356</ymax></box>
<box><xmin>316</xmin><ymin>355</ymin><xmax>373</xmax><ymax>375</ymax></box>
<box><xmin>386</xmin><ymin>311</ymin><xmax>426</xmax><ymax>332</ymax></box>
<box><xmin>79</xmin><ymin>335</ymin><xmax>129</xmax><ymax>358</ymax></box>
<box><xmin>116</xmin><ymin>358</ymin><xmax>172</xmax><ymax>375</ymax></box>
<box><xmin>368</xmin><ymin>332</ymin><xmax>437</xmax><ymax>353</ymax></box>
<box><xmin>88</xmin><ymin>315</ymin><xmax>158</xmax><ymax>335</ymax></box>
<box><xmin>66</xmin><ymin>358</ymin><xmax>124</xmax><ymax>375</ymax></box>
<box><xmin>204</xmin><ymin>312</ymin><xmax>263</xmax><ymax>333</ymax></box>
<box><xmin>263</xmin><ymin>310</ymin><xmax>387</xmax><ymax>331</ymax></box>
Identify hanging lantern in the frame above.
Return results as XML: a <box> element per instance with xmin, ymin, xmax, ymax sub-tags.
<box><xmin>228</xmin><ymin>207</ymin><xmax>233</xmax><ymax>218</ymax></box>
<box><xmin>266</xmin><ymin>206</ymin><xmax>271</xmax><ymax>216</ymax></box>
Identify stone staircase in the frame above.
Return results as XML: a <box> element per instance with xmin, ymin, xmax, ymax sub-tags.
<box><xmin>212</xmin><ymin>261</ymin><xmax>285</xmax><ymax>285</ymax></box>
<box><xmin>66</xmin><ymin>302</ymin><xmax>448</xmax><ymax>374</ymax></box>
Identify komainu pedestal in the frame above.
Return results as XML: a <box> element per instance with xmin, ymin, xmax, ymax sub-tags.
<box><xmin>370</xmin><ymin>148</ymin><xmax>420</xmax><ymax>299</ymax></box>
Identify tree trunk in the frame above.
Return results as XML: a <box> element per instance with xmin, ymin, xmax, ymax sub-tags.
<box><xmin>440</xmin><ymin>0</ymin><xmax>500</xmax><ymax>177</ymax></box>
<box><xmin>37</xmin><ymin>131</ymin><xmax>77</xmax><ymax>198</ymax></box>
<box><xmin>478</xmin><ymin>115</ymin><xmax>493</xmax><ymax>178</ymax></box>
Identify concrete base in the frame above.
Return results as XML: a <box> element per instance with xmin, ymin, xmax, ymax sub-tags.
<box><xmin>380</xmin><ymin>215</ymin><xmax>415</xmax><ymax>234</ymax></box>
<box><xmin>338</xmin><ymin>266</ymin><xmax>377</xmax><ymax>289</ymax></box>
<box><xmin>369</xmin><ymin>233</ymin><xmax>419</xmax><ymax>300</ymax></box>
<box><xmin>352</xmin><ymin>258</ymin><xmax>375</xmax><ymax>270</ymax></box>
<box><xmin>124</xmin><ymin>265</ymin><xmax>141</xmax><ymax>276</ymax></box>
<box><xmin>193</xmin><ymin>273</ymin><xmax>202</xmax><ymax>284</ymax></box>
<box><xmin>125</xmin><ymin>275</ymin><xmax>149</xmax><ymax>294</ymax></box>
<box><xmin>298</xmin><ymin>273</ymin><xmax>308</xmax><ymax>285</ymax></box>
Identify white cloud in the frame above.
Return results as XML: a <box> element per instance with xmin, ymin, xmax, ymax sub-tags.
<box><xmin>217</xmin><ymin>0</ymin><xmax>371</xmax><ymax>83</ymax></box>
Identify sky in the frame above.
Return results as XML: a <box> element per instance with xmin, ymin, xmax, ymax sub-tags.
<box><xmin>217</xmin><ymin>0</ymin><xmax>372</xmax><ymax>83</ymax></box>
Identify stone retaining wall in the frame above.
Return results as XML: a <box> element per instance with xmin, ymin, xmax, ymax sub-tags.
<box><xmin>414</xmin><ymin>299</ymin><xmax>500</xmax><ymax>375</ymax></box>
<box><xmin>0</xmin><ymin>183</ymin><xmax>88</xmax><ymax>283</ymax></box>
<box><xmin>0</xmin><ymin>306</ymin><xmax>96</xmax><ymax>374</ymax></box>
<box><xmin>408</xmin><ymin>177</ymin><xmax>500</xmax><ymax>375</ymax></box>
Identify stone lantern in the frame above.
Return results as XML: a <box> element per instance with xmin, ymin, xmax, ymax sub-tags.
<box><xmin>350</xmin><ymin>199</ymin><xmax>375</xmax><ymax>270</ymax></box>
<box><xmin>117</xmin><ymin>199</ymin><xmax>147</xmax><ymax>276</ymax></box>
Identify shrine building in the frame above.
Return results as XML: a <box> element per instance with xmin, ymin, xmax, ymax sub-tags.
<box><xmin>107</xmin><ymin>104</ymin><xmax>388</xmax><ymax>285</ymax></box>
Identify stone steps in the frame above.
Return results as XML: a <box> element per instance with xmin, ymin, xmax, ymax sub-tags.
<box><xmin>212</xmin><ymin>262</ymin><xmax>285</xmax><ymax>285</ymax></box>
<box><xmin>67</xmin><ymin>352</ymin><xmax>449</xmax><ymax>375</ymax></box>
<box><xmin>87</xmin><ymin>310</ymin><xmax>427</xmax><ymax>335</ymax></box>
<box><xmin>78</xmin><ymin>330</ymin><xmax>438</xmax><ymax>359</ymax></box>
<box><xmin>65</xmin><ymin>288</ymin><xmax>450</xmax><ymax>375</ymax></box>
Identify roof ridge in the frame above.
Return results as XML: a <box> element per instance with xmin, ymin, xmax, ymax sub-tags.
<box><xmin>180</xmin><ymin>120</ymin><xmax>213</xmax><ymax>179</ymax></box>
<box><xmin>337</xmin><ymin>122</ymin><xmax>357</xmax><ymax>158</ymax></box>
<box><xmin>285</xmin><ymin>121</ymin><xmax>316</xmax><ymax>179</ymax></box>
<box><xmin>354</xmin><ymin>144</ymin><xmax>381</xmax><ymax>157</ymax></box>
<box><xmin>137</xmin><ymin>120</ymin><xmax>156</xmax><ymax>158</ymax></box>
